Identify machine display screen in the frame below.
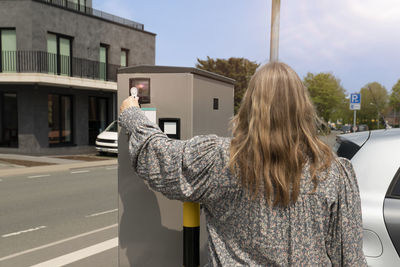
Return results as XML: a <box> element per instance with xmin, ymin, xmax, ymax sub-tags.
<box><xmin>129</xmin><ymin>78</ymin><xmax>150</xmax><ymax>104</ymax></box>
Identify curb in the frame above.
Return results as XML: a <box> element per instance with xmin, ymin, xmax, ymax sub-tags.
<box><xmin>0</xmin><ymin>159</ymin><xmax>118</xmax><ymax>177</ymax></box>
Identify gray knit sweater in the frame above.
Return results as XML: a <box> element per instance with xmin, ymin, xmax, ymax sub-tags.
<box><xmin>119</xmin><ymin>106</ymin><xmax>367</xmax><ymax>266</ymax></box>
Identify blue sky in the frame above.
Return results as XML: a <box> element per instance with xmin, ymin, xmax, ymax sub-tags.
<box><xmin>94</xmin><ymin>0</ymin><xmax>400</xmax><ymax>94</ymax></box>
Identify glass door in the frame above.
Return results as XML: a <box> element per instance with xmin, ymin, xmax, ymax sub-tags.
<box><xmin>1</xmin><ymin>29</ymin><xmax>17</xmax><ymax>72</ymax></box>
<box><xmin>47</xmin><ymin>33</ymin><xmax>57</xmax><ymax>74</ymax></box>
<box><xmin>48</xmin><ymin>94</ymin><xmax>73</xmax><ymax>145</ymax></box>
<box><xmin>88</xmin><ymin>97</ymin><xmax>108</xmax><ymax>145</ymax></box>
<box><xmin>99</xmin><ymin>45</ymin><xmax>107</xmax><ymax>80</ymax></box>
<box><xmin>59</xmin><ymin>37</ymin><xmax>71</xmax><ymax>76</ymax></box>
<box><xmin>61</xmin><ymin>96</ymin><xmax>72</xmax><ymax>142</ymax></box>
<box><xmin>0</xmin><ymin>93</ymin><xmax>18</xmax><ymax>147</ymax></box>
<box><xmin>47</xmin><ymin>33</ymin><xmax>71</xmax><ymax>76</ymax></box>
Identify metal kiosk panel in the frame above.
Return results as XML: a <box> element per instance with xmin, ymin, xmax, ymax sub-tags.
<box><xmin>118</xmin><ymin>66</ymin><xmax>235</xmax><ymax>266</ymax></box>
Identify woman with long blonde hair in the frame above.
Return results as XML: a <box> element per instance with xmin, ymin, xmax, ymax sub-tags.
<box><xmin>230</xmin><ymin>62</ymin><xmax>333</xmax><ymax>206</ymax></box>
<box><xmin>120</xmin><ymin>62</ymin><xmax>366</xmax><ymax>266</ymax></box>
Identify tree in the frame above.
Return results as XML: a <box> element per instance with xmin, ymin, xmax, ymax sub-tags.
<box><xmin>390</xmin><ymin>79</ymin><xmax>400</xmax><ymax>111</ymax></box>
<box><xmin>303</xmin><ymin>72</ymin><xmax>347</xmax><ymax>122</ymax></box>
<box><xmin>358</xmin><ymin>82</ymin><xmax>389</xmax><ymax>129</ymax></box>
<box><xmin>196</xmin><ymin>57</ymin><xmax>259</xmax><ymax>114</ymax></box>
<box><xmin>337</xmin><ymin>97</ymin><xmax>354</xmax><ymax>125</ymax></box>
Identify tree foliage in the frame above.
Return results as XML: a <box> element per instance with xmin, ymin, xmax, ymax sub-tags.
<box><xmin>303</xmin><ymin>72</ymin><xmax>347</xmax><ymax>122</ymax></box>
<box><xmin>338</xmin><ymin>97</ymin><xmax>354</xmax><ymax>125</ymax></box>
<box><xmin>390</xmin><ymin>79</ymin><xmax>400</xmax><ymax>110</ymax></box>
<box><xmin>196</xmin><ymin>57</ymin><xmax>259</xmax><ymax>113</ymax></box>
<box><xmin>358</xmin><ymin>82</ymin><xmax>389</xmax><ymax>129</ymax></box>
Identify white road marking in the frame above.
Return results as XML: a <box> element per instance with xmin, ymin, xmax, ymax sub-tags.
<box><xmin>27</xmin><ymin>174</ymin><xmax>50</xmax><ymax>179</ymax></box>
<box><xmin>2</xmin><ymin>226</ymin><xmax>47</xmax><ymax>238</ymax></box>
<box><xmin>0</xmin><ymin>224</ymin><xmax>117</xmax><ymax>262</ymax></box>
<box><xmin>70</xmin><ymin>170</ymin><xmax>89</xmax><ymax>174</ymax></box>
<box><xmin>105</xmin><ymin>166</ymin><xmax>117</xmax><ymax>170</ymax></box>
<box><xmin>86</xmin><ymin>209</ymin><xmax>118</xmax><ymax>218</ymax></box>
<box><xmin>30</xmin><ymin>238</ymin><xmax>118</xmax><ymax>267</ymax></box>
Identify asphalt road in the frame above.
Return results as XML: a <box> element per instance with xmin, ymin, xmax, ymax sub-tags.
<box><xmin>0</xmin><ymin>165</ymin><xmax>118</xmax><ymax>267</ymax></box>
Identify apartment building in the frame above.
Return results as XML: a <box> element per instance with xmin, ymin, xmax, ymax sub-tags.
<box><xmin>0</xmin><ymin>0</ymin><xmax>155</xmax><ymax>154</ymax></box>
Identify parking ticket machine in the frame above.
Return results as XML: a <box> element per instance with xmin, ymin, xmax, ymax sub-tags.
<box><xmin>118</xmin><ymin>65</ymin><xmax>234</xmax><ymax>266</ymax></box>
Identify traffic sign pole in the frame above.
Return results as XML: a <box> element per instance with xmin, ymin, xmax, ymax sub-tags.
<box><xmin>350</xmin><ymin>93</ymin><xmax>361</xmax><ymax>132</ymax></box>
<box><xmin>354</xmin><ymin>110</ymin><xmax>357</xmax><ymax>132</ymax></box>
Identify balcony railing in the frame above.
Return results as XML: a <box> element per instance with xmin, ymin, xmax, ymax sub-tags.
<box><xmin>34</xmin><ymin>0</ymin><xmax>144</xmax><ymax>31</ymax></box>
<box><xmin>0</xmin><ymin>51</ymin><xmax>119</xmax><ymax>82</ymax></box>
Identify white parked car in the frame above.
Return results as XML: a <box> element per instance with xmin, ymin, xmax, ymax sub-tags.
<box><xmin>95</xmin><ymin>121</ymin><xmax>118</xmax><ymax>154</ymax></box>
<box><xmin>335</xmin><ymin>129</ymin><xmax>400</xmax><ymax>266</ymax></box>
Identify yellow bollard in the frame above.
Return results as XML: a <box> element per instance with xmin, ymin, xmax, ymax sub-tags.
<box><xmin>183</xmin><ymin>202</ymin><xmax>200</xmax><ymax>267</ymax></box>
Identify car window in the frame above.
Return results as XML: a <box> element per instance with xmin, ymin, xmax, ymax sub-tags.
<box><xmin>386</xmin><ymin>168</ymin><xmax>400</xmax><ymax>198</ymax></box>
<box><xmin>333</xmin><ymin>138</ymin><xmax>361</xmax><ymax>160</ymax></box>
<box><xmin>105</xmin><ymin>121</ymin><xmax>117</xmax><ymax>132</ymax></box>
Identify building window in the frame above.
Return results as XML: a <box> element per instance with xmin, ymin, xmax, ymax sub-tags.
<box><xmin>64</xmin><ymin>0</ymin><xmax>86</xmax><ymax>11</ymax></box>
<box><xmin>47</xmin><ymin>33</ymin><xmax>72</xmax><ymax>76</ymax></box>
<box><xmin>79</xmin><ymin>0</ymin><xmax>87</xmax><ymax>11</ymax></box>
<box><xmin>129</xmin><ymin>78</ymin><xmax>150</xmax><ymax>104</ymax></box>
<box><xmin>213</xmin><ymin>98</ymin><xmax>219</xmax><ymax>110</ymax></box>
<box><xmin>70</xmin><ymin>0</ymin><xmax>79</xmax><ymax>10</ymax></box>
<box><xmin>121</xmin><ymin>49</ymin><xmax>128</xmax><ymax>67</ymax></box>
<box><xmin>88</xmin><ymin>97</ymin><xmax>109</xmax><ymax>145</ymax></box>
<box><xmin>48</xmin><ymin>94</ymin><xmax>73</xmax><ymax>146</ymax></box>
<box><xmin>0</xmin><ymin>29</ymin><xmax>17</xmax><ymax>72</ymax></box>
<box><xmin>99</xmin><ymin>44</ymin><xmax>108</xmax><ymax>80</ymax></box>
<box><xmin>69</xmin><ymin>0</ymin><xmax>85</xmax><ymax>10</ymax></box>
<box><xmin>0</xmin><ymin>92</ymin><xmax>18</xmax><ymax>147</ymax></box>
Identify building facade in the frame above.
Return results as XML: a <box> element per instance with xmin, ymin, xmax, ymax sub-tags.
<box><xmin>0</xmin><ymin>0</ymin><xmax>156</xmax><ymax>154</ymax></box>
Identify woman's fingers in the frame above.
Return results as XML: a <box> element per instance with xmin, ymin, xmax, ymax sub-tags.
<box><xmin>120</xmin><ymin>96</ymin><xmax>140</xmax><ymax>114</ymax></box>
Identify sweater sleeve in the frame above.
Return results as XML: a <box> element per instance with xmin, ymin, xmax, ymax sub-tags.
<box><xmin>326</xmin><ymin>157</ymin><xmax>367</xmax><ymax>266</ymax></box>
<box><xmin>118</xmin><ymin>106</ymin><xmax>232</xmax><ymax>204</ymax></box>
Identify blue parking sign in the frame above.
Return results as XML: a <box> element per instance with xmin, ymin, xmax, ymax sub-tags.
<box><xmin>350</xmin><ymin>93</ymin><xmax>361</xmax><ymax>104</ymax></box>
<box><xmin>350</xmin><ymin>93</ymin><xmax>361</xmax><ymax>110</ymax></box>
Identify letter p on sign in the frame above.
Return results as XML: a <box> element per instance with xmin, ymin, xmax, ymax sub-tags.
<box><xmin>350</xmin><ymin>93</ymin><xmax>361</xmax><ymax>104</ymax></box>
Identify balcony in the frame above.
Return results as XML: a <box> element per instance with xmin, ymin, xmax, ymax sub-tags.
<box><xmin>0</xmin><ymin>51</ymin><xmax>119</xmax><ymax>82</ymax></box>
<box><xmin>34</xmin><ymin>0</ymin><xmax>144</xmax><ymax>31</ymax></box>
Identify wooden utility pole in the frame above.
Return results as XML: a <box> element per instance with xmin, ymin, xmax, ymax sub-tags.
<box><xmin>269</xmin><ymin>0</ymin><xmax>281</xmax><ymax>62</ymax></box>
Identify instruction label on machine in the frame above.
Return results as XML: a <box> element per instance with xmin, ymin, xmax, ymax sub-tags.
<box><xmin>141</xmin><ymin>108</ymin><xmax>156</xmax><ymax>123</ymax></box>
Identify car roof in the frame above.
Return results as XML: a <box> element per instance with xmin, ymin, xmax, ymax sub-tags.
<box><xmin>368</xmin><ymin>128</ymin><xmax>400</xmax><ymax>141</ymax></box>
<box><xmin>337</xmin><ymin>130</ymin><xmax>370</xmax><ymax>146</ymax></box>
<box><xmin>338</xmin><ymin>128</ymin><xmax>400</xmax><ymax>146</ymax></box>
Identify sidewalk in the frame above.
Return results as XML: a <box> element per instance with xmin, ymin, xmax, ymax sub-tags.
<box><xmin>0</xmin><ymin>153</ymin><xmax>83</xmax><ymax>165</ymax></box>
<box><xmin>0</xmin><ymin>153</ymin><xmax>117</xmax><ymax>177</ymax></box>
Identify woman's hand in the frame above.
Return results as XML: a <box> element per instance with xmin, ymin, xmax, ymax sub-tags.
<box><xmin>120</xmin><ymin>96</ymin><xmax>140</xmax><ymax>114</ymax></box>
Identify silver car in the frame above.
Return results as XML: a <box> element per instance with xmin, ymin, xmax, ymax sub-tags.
<box><xmin>334</xmin><ymin>129</ymin><xmax>400</xmax><ymax>266</ymax></box>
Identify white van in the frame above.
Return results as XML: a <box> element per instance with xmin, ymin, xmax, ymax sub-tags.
<box><xmin>95</xmin><ymin>121</ymin><xmax>118</xmax><ymax>154</ymax></box>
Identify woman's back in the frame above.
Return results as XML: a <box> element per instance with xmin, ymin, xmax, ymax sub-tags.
<box><xmin>200</xmin><ymin>137</ymin><xmax>365</xmax><ymax>266</ymax></box>
<box><xmin>119</xmin><ymin>109</ymin><xmax>366</xmax><ymax>266</ymax></box>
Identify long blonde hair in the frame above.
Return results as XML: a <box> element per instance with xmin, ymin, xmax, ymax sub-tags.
<box><xmin>229</xmin><ymin>62</ymin><xmax>333</xmax><ymax>206</ymax></box>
